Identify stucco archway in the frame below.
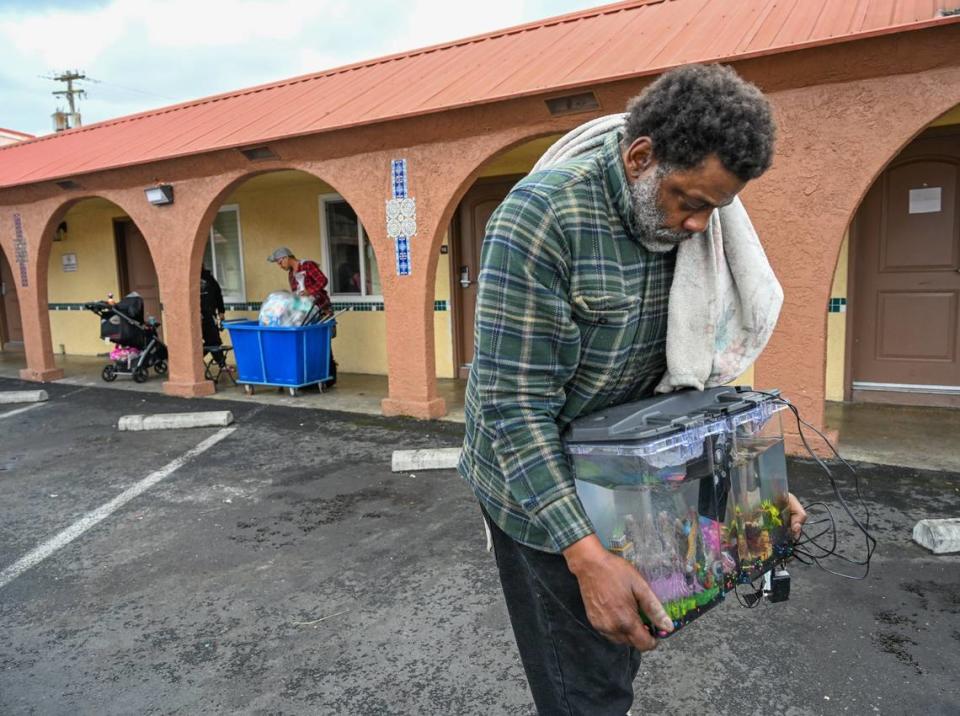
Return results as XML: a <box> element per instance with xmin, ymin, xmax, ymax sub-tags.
<box><xmin>827</xmin><ymin>101</ymin><xmax>960</xmax><ymax>409</ymax></box>
<box><xmin>430</xmin><ymin>131</ymin><xmax>566</xmax><ymax>382</ymax></box>
<box><xmin>748</xmin><ymin>64</ymin><xmax>960</xmax><ymax>444</ymax></box>
<box><xmin>167</xmin><ymin>165</ymin><xmax>385</xmax><ymax>396</ymax></box>
<box><xmin>18</xmin><ymin>194</ymin><xmax>159</xmax><ymax>381</ymax></box>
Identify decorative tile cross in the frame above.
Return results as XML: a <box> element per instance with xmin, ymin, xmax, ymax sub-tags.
<box><xmin>386</xmin><ymin>159</ymin><xmax>416</xmax><ymax>277</ymax></box>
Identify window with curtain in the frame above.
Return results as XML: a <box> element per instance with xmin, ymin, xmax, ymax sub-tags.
<box><xmin>202</xmin><ymin>205</ymin><xmax>245</xmax><ymax>303</ymax></box>
<box><xmin>322</xmin><ymin>197</ymin><xmax>382</xmax><ymax>298</ymax></box>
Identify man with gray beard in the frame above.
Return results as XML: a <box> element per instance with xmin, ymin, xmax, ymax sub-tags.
<box><xmin>459</xmin><ymin>64</ymin><xmax>781</xmax><ymax>715</ymax></box>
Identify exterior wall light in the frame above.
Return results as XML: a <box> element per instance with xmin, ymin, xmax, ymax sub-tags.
<box><xmin>54</xmin><ymin>221</ymin><xmax>68</xmax><ymax>242</ymax></box>
<box><xmin>145</xmin><ymin>184</ymin><xmax>174</xmax><ymax>206</ymax></box>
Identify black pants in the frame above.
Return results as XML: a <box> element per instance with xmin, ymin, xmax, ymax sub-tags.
<box><xmin>484</xmin><ymin>510</ymin><xmax>641</xmax><ymax>716</ymax></box>
<box><xmin>201</xmin><ymin>314</ymin><xmax>225</xmax><ymax>367</ymax></box>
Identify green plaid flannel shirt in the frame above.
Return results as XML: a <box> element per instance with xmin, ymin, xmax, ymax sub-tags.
<box><xmin>459</xmin><ymin>130</ymin><xmax>676</xmax><ymax>553</ymax></box>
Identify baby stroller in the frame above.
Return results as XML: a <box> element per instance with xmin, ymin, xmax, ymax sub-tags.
<box><xmin>84</xmin><ymin>292</ymin><xmax>169</xmax><ymax>383</ymax></box>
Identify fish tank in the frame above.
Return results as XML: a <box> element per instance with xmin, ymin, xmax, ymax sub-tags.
<box><xmin>721</xmin><ymin>402</ymin><xmax>792</xmax><ymax>581</ymax></box>
<box><xmin>564</xmin><ymin>387</ymin><xmax>791</xmax><ymax>634</ymax></box>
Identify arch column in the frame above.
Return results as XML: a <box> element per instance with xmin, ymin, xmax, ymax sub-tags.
<box><xmin>379</xmin><ymin>272</ymin><xmax>447</xmax><ymax>418</ymax></box>
<box><xmin>348</xmin><ymin>133</ymin><xmax>543</xmax><ymax>419</ymax></box>
<box><xmin>156</xmin><ymin>259</ymin><xmax>213</xmax><ymax>397</ymax></box>
<box><xmin>16</xmin><ymin>283</ymin><xmax>62</xmax><ymax>381</ymax></box>
<box><xmin>323</xmin><ymin>149</ymin><xmax>453</xmax><ymax>418</ymax></box>
<box><xmin>377</xmin><ymin>182</ymin><xmax>454</xmax><ymax>419</ymax></box>
<box><xmin>135</xmin><ymin>184</ymin><xmax>221</xmax><ymax>398</ymax></box>
<box><xmin>0</xmin><ymin>203</ymin><xmax>65</xmax><ymax>381</ymax></box>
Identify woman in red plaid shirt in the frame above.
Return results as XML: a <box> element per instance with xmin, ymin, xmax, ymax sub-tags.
<box><xmin>268</xmin><ymin>247</ymin><xmax>336</xmax><ymax>386</ymax></box>
<box><xmin>267</xmin><ymin>247</ymin><xmax>332</xmax><ymax>317</ymax></box>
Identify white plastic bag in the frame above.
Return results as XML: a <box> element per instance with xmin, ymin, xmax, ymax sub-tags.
<box><xmin>259</xmin><ymin>291</ymin><xmax>315</xmax><ymax>327</ymax></box>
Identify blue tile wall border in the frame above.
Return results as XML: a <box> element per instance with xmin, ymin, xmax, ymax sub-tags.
<box><xmin>48</xmin><ymin>300</ymin><xmax>450</xmax><ymax>312</ymax></box>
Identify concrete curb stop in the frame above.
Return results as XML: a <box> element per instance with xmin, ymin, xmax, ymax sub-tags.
<box><xmin>391</xmin><ymin>447</ymin><xmax>462</xmax><ymax>473</ymax></box>
<box><xmin>118</xmin><ymin>411</ymin><xmax>235</xmax><ymax>432</ymax></box>
<box><xmin>912</xmin><ymin>518</ymin><xmax>960</xmax><ymax>554</ymax></box>
<box><xmin>0</xmin><ymin>390</ymin><xmax>49</xmax><ymax>405</ymax></box>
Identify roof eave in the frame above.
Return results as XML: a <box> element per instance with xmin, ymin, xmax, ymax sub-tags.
<box><xmin>1</xmin><ymin>13</ymin><xmax>958</xmax><ymax>193</ymax></box>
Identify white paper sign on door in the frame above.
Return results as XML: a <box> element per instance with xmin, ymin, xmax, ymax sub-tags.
<box><xmin>909</xmin><ymin>187</ymin><xmax>942</xmax><ymax>214</ymax></box>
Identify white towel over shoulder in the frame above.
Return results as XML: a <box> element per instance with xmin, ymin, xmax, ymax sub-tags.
<box><xmin>533</xmin><ymin>114</ymin><xmax>783</xmax><ymax>391</ymax></box>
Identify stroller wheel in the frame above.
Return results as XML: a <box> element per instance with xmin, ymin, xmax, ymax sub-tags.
<box><xmin>154</xmin><ymin>360</ymin><xmax>168</xmax><ymax>375</ymax></box>
<box><xmin>102</xmin><ymin>365</ymin><xmax>118</xmax><ymax>382</ymax></box>
<box><xmin>133</xmin><ymin>366</ymin><xmax>149</xmax><ymax>384</ymax></box>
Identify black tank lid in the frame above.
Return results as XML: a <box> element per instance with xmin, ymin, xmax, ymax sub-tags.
<box><xmin>563</xmin><ymin>386</ymin><xmax>779</xmax><ymax>444</ymax></box>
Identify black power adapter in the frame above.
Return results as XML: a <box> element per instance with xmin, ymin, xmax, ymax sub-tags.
<box><xmin>763</xmin><ymin>567</ymin><xmax>791</xmax><ymax>603</ymax></box>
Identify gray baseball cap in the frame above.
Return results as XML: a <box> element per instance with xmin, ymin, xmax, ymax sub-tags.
<box><xmin>267</xmin><ymin>246</ymin><xmax>294</xmax><ymax>263</ymax></box>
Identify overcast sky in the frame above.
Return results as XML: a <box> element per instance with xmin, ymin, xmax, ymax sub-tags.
<box><xmin>0</xmin><ymin>0</ymin><xmax>602</xmax><ymax>137</ymax></box>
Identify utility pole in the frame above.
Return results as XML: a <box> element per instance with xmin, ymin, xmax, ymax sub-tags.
<box><xmin>47</xmin><ymin>70</ymin><xmax>86</xmax><ymax>132</ymax></box>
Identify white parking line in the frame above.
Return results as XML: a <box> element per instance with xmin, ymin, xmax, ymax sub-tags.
<box><xmin>0</xmin><ymin>403</ymin><xmax>42</xmax><ymax>421</ymax></box>
<box><xmin>0</xmin><ymin>426</ymin><xmax>237</xmax><ymax>590</ymax></box>
<box><xmin>0</xmin><ymin>386</ymin><xmax>87</xmax><ymax>422</ymax></box>
<box><xmin>58</xmin><ymin>386</ymin><xmax>91</xmax><ymax>400</ymax></box>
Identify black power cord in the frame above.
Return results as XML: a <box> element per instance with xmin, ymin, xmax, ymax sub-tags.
<box><xmin>750</xmin><ymin>391</ymin><xmax>878</xmax><ymax>581</ymax></box>
<box><xmin>733</xmin><ymin>573</ymin><xmax>767</xmax><ymax>609</ymax></box>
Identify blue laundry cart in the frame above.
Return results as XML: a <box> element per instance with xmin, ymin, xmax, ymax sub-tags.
<box><xmin>225</xmin><ymin>319</ymin><xmax>335</xmax><ymax>396</ymax></box>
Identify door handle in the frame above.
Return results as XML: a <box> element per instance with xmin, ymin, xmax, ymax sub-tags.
<box><xmin>459</xmin><ymin>266</ymin><xmax>472</xmax><ymax>289</ymax></box>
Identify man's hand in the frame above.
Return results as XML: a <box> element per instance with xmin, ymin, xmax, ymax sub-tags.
<box><xmin>785</xmin><ymin>492</ymin><xmax>807</xmax><ymax>540</ymax></box>
<box><xmin>563</xmin><ymin>535</ymin><xmax>673</xmax><ymax>651</ymax></box>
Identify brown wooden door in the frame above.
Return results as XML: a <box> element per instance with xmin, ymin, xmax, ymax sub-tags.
<box><xmin>0</xmin><ymin>251</ymin><xmax>23</xmax><ymax>347</ymax></box>
<box><xmin>851</xmin><ymin>130</ymin><xmax>960</xmax><ymax>406</ymax></box>
<box><xmin>453</xmin><ymin>178</ymin><xmax>518</xmax><ymax>379</ymax></box>
<box><xmin>116</xmin><ymin>221</ymin><xmax>162</xmax><ymax>327</ymax></box>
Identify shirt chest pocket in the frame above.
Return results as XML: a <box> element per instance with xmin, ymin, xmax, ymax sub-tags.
<box><xmin>570</xmin><ymin>294</ymin><xmax>642</xmax><ymax>372</ymax></box>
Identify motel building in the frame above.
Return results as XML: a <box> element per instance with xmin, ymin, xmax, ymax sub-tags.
<box><xmin>0</xmin><ymin>0</ymin><xmax>959</xmax><ymax>449</ymax></box>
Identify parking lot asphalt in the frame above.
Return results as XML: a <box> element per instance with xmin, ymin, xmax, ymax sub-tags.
<box><xmin>0</xmin><ymin>377</ymin><xmax>958</xmax><ymax>715</ymax></box>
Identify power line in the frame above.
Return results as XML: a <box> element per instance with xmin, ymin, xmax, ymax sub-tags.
<box><xmin>84</xmin><ymin>76</ymin><xmax>177</xmax><ymax>102</ymax></box>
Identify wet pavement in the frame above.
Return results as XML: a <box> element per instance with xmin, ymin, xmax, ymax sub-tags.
<box><xmin>0</xmin><ymin>378</ymin><xmax>958</xmax><ymax>715</ymax></box>
<box><xmin>824</xmin><ymin>401</ymin><xmax>960</xmax><ymax>473</ymax></box>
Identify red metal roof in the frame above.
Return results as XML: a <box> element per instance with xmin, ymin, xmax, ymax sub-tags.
<box><xmin>1</xmin><ymin>0</ymin><xmax>958</xmax><ymax>190</ymax></box>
